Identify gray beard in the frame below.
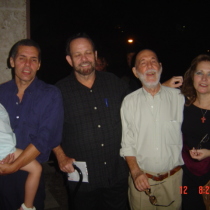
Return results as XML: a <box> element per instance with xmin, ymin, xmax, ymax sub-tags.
<box><xmin>137</xmin><ymin>68</ymin><xmax>162</xmax><ymax>89</ymax></box>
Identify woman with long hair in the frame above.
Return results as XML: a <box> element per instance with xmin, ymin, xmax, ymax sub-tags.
<box><xmin>181</xmin><ymin>54</ymin><xmax>210</xmax><ymax>209</ymax></box>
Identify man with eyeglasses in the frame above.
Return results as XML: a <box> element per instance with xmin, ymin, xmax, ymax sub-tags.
<box><xmin>120</xmin><ymin>49</ymin><xmax>184</xmax><ymax>209</ymax></box>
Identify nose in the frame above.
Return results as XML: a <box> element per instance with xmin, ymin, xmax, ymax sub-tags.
<box><xmin>81</xmin><ymin>54</ymin><xmax>88</xmax><ymax>62</ymax></box>
<box><xmin>25</xmin><ymin>59</ymin><xmax>31</xmax><ymax>66</ymax></box>
<box><xmin>201</xmin><ymin>74</ymin><xmax>208</xmax><ymax>81</ymax></box>
<box><xmin>147</xmin><ymin>61</ymin><xmax>152</xmax><ymax>68</ymax></box>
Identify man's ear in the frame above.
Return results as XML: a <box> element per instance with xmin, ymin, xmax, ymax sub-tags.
<box><xmin>159</xmin><ymin>62</ymin><xmax>162</xmax><ymax>72</ymax></box>
<box><xmin>66</xmin><ymin>55</ymin><xmax>73</xmax><ymax>67</ymax></box>
<box><xmin>37</xmin><ymin>62</ymin><xmax>41</xmax><ymax>71</ymax></box>
<box><xmin>95</xmin><ymin>51</ymin><xmax>97</xmax><ymax>61</ymax></box>
<box><xmin>132</xmin><ymin>67</ymin><xmax>138</xmax><ymax>78</ymax></box>
<box><xmin>10</xmin><ymin>57</ymin><xmax>15</xmax><ymax>68</ymax></box>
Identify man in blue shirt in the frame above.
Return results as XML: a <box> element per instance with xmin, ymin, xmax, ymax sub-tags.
<box><xmin>0</xmin><ymin>39</ymin><xmax>64</xmax><ymax>210</ymax></box>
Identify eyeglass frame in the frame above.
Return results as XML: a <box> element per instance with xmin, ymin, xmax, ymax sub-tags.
<box><xmin>196</xmin><ymin>134</ymin><xmax>209</xmax><ymax>149</ymax></box>
<box><xmin>144</xmin><ymin>182</ymin><xmax>174</xmax><ymax>207</ymax></box>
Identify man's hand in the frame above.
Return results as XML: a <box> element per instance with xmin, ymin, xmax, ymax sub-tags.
<box><xmin>131</xmin><ymin>170</ymin><xmax>150</xmax><ymax>191</ymax></box>
<box><xmin>125</xmin><ymin>156</ymin><xmax>150</xmax><ymax>191</ymax></box>
<box><xmin>0</xmin><ymin>153</ymin><xmax>16</xmax><ymax>174</ymax></box>
<box><xmin>0</xmin><ymin>163</ymin><xmax>16</xmax><ymax>175</ymax></box>
<box><xmin>0</xmin><ymin>153</ymin><xmax>15</xmax><ymax>164</ymax></box>
<box><xmin>58</xmin><ymin>155</ymin><xmax>75</xmax><ymax>173</ymax></box>
<box><xmin>162</xmin><ymin>76</ymin><xmax>183</xmax><ymax>88</ymax></box>
<box><xmin>0</xmin><ymin>144</ymin><xmax>40</xmax><ymax>175</ymax></box>
<box><xmin>190</xmin><ymin>148</ymin><xmax>210</xmax><ymax>161</ymax></box>
<box><xmin>53</xmin><ymin>145</ymin><xmax>75</xmax><ymax>173</ymax></box>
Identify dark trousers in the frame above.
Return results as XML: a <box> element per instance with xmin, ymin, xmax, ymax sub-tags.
<box><xmin>0</xmin><ymin>170</ymin><xmax>45</xmax><ymax>210</ymax></box>
<box><xmin>68</xmin><ymin>178</ymin><xmax>129</xmax><ymax>210</ymax></box>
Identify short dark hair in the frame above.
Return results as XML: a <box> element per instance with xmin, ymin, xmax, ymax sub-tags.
<box><xmin>10</xmin><ymin>39</ymin><xmax>41</xmax><ymax>61</ymax></box>
<box><xmin>181</xmin><ymin>54</ymin><xmax>210</xmax><ymax>105</ymax></box>
<box><xmin>66</xmin><ymin>32</ymin><xmax>96</xmax><ymax>56</ymax></box>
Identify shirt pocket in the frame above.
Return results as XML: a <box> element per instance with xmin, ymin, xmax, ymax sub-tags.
<box><xmin>163</xmin><ymin>120</ymin><xmax>182</xmax><ymax>145</ymax></box>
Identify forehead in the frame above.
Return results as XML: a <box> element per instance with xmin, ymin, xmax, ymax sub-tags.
<box><xmin>136</xmin><ymin>50</ymin><xmax>158</xmax><ymax>61</ymax></box>
<box><xmin>70</xmin><ymin>38</ymin><xmax>94</xmax><ymax>53</ymax></box>
<box><xmin>16</xmin><ymin>46</ymin><xmax>39</xmax><ymax>57</ymax></box>
<box><xmin>196</xmin><ymin>61</ymin><xmax>210</xmax><ymax>69</ymax></box>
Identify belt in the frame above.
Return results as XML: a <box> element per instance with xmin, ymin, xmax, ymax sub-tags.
<box><xmin>145</xmin><ymin>166</ymin><xmax>181</xmax><ymax>181</ymax></box>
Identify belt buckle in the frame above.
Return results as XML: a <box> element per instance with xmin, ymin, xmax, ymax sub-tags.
<box><xmin>152</xmin><ymin>173</ymin><xmax>160</xmax><ymax>181</ymax></box>
<box><xmin>156</xmin><ymin>173</ymin><xmax>165</xmax><ymax>181</ymax></box>
<box><xmin>157</xmin><ymin>173</ymin><xmax>161</xmax><ymax>181</ymax></box>
<box><xmin>151</xmin><ymin>175</ymin><xmax>156</xmax><ymax>181</ymax></box>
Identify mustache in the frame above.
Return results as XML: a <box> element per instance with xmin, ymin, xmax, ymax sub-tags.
<box><xmin>79</xmin><ymin>62</ymin><xmax>92</xmax><ymax>66</ymax></box>
<box><xmin>144</xmin><ymin>69</ymin><xmax>157</xmax><ymax>74</ymax></box>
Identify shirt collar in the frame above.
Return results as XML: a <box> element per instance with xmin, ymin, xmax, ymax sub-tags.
<box><xmin>142</xmin><ymin>83</ymin><xmax>163</xmax><ymax>100</ymax></box>
<box><xmin>12</xmin><ymin>77</ymin><xmax>39</xmax><ymax>94</ymax></box>
<box><xmin>70</xmin><ymin>70</ymin><xmax>101</xmax><ymax>89</ymax></box>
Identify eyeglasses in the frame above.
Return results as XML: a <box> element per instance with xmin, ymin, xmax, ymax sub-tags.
<box><xmin>196</xmin><ymin>134</ymin><xmax>209</xmax><ymax>149</ymax></box>
<box><xmin>144</xmin><ymin>183</ymin><xmax>174</xmax><ymax>207</ymax></box>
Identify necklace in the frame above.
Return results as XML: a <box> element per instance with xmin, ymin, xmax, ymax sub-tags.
<box><xmin>201</xmin><ymin>109</ymin><xmax>208</xmax><ymax>123</ymax></box>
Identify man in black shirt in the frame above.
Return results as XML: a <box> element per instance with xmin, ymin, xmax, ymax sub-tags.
<box><xmin>53</xmin><ymin>33</ymin><xmax>129</xmax><ymax>210</ymax></box>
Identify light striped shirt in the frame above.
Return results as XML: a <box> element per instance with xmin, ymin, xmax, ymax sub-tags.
<box><xmin>120</xmin><ymin>85</ymin><xmax>184</xmax><ymax>173</ymax></box>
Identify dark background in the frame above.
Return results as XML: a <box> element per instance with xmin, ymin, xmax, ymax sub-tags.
<box><xmin>30</xmin><ymin>0</ymin><xmax>210</xmax><ymax>84</ymax></box>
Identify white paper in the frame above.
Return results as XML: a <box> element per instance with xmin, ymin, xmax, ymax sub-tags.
<box><xmin>67</xmin><ymin>161</ymin><xmax>89</xmax><ymax>183</ymax></box>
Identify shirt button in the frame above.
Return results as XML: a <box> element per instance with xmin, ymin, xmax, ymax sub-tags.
<box><xmin>98</xmin><ymin>125</ymin><xmax>101</xmax><ymax>128</ymax></box>
<box><xmin>16</xmin><ymin>102</ymin><xmax>18</xmax><ymax>105</ymax></box>
<box><xmin>90</xmin><ymin>90</ymin><xmax>93</xmax><ymax>92</ymax></box>
<box><xmin>101</xmin><ymin>144</ymin><xmax>104</xmax><ymax>147</ymax></box>
<box><xmin>104</xmin><ymin>162</ymin><xmax>106</xmax><ymax>165</ymax></box>
<box><xmin>94</xmin><ymin>107</ymin><xmax>97</xmax><ymax>110</ymax></box>
<box><xmin>16</xmin><ymin>116</ymin><xmax>19</xmax><ymax>119</ymax></box>
<box><xmin>151</xmin><ymin>106</ymin><xmax>153</xmax><ymax>108</ymax></box>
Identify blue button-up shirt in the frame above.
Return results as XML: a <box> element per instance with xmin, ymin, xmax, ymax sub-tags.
<box><xmin>0</xmin><ymin>78</ymin><xmax>64</xmax><ymax>163</ymax></box>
